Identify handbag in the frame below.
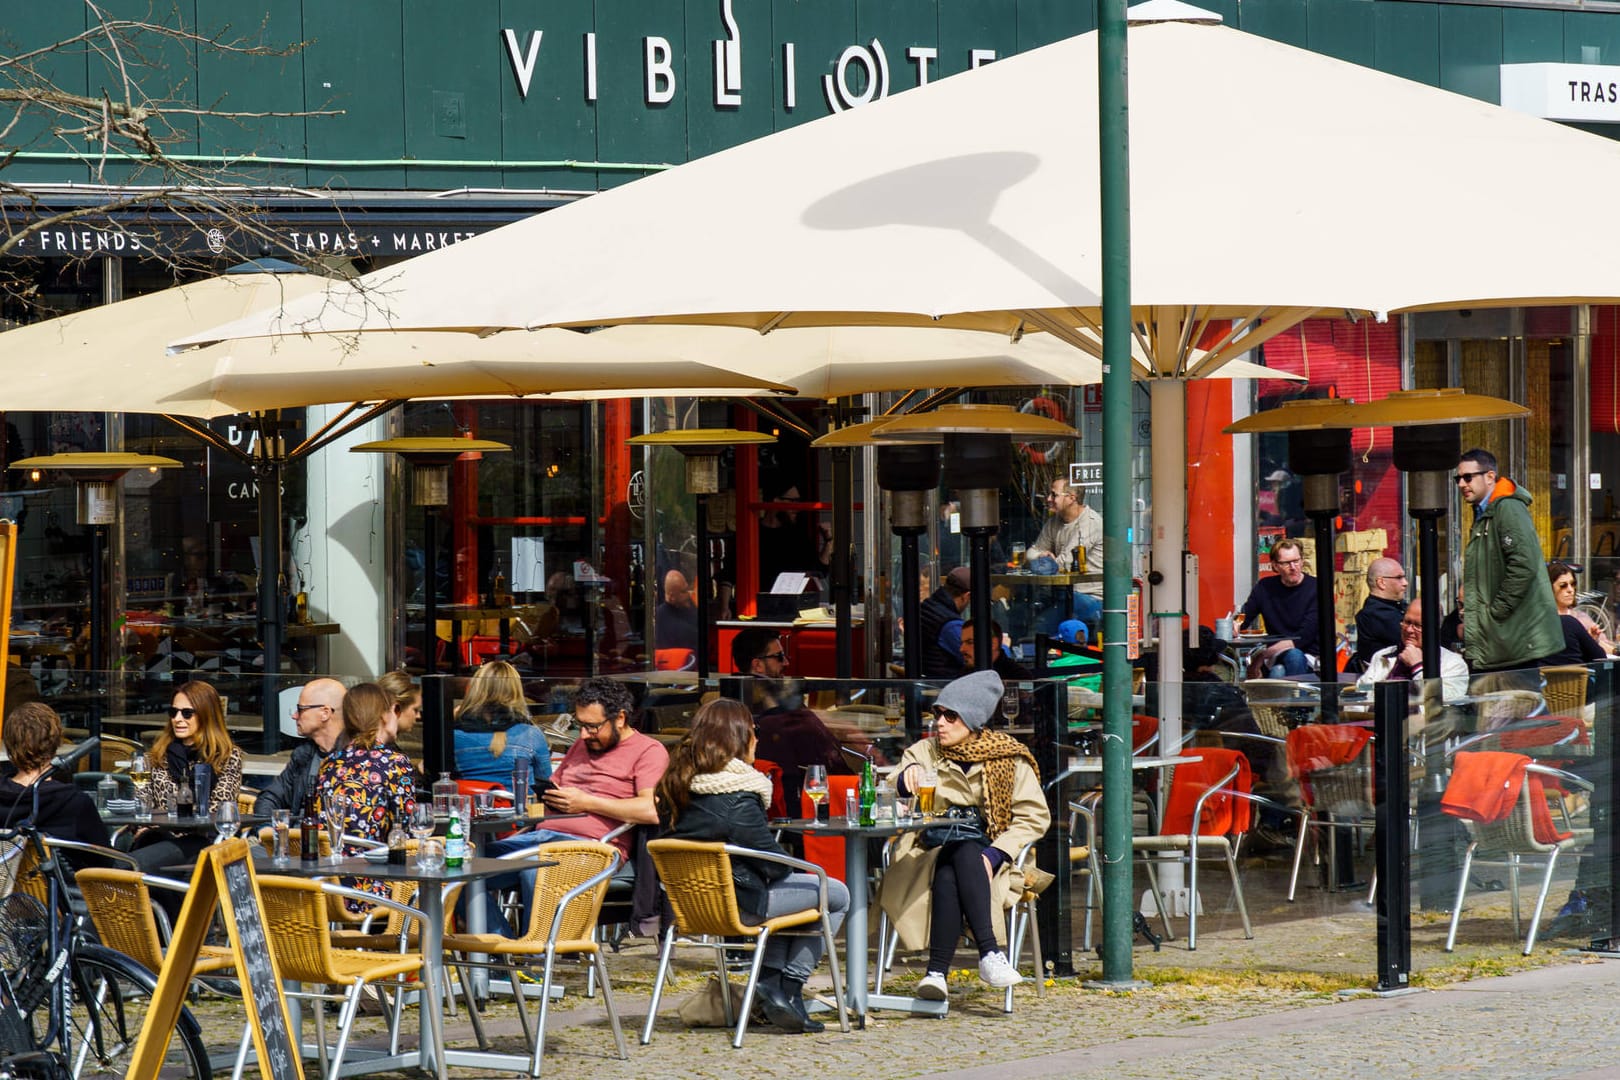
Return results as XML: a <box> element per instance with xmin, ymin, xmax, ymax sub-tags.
<box><xmin>917</xmin><ymin>805</ymin><xmax>989</xmax><ymax>849</ymax></box>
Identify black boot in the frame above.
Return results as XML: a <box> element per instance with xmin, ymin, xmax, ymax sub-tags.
<box><xmin>752</xmin><ymin>971</ymin><xmax>805</xmax><ymax>1033</ymax></box>
<box><xmin>781</xmin><ymin>976</ymin><xmax>824</xmax><ymax>1033</ymax></box>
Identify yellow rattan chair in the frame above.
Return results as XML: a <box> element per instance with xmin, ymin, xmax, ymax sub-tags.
<box><xmin>1540</xmin><ymin>665</ymin><xmax>1591</xmax><ymax>719</ymax></box>
<box><xmin>443</xmin><ymin>840</ymin><xmax>628</xmax><ymax>1074</ymax></box>
<box><xmin>75</xmin><ymin>868</ymin><xmax>235</xmax><ymax>979</ymax></box>
<box><xmin>250</xmin><ymin>875</ymin><xmax>439</xmax><ymax>1080</ymax></box>
<box><xmin>642</xmin><ymin>839</ymin><xmax>848</xmax><ymax>1049</ymax></box>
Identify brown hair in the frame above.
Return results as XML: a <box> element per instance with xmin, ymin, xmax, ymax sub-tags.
<box><xmin>4</xmin><ymin>702</ymin><xmax>61</xmax><ymax>774</ymax></box>
<box><xmin>342</xmin><ymin>683</ymin><xmax>393</xmax><ymax>748</ymax></box>
<box><xmin>654</xmin><ymin>697</ymin><xmax>755</xmax><ymax>827</ymax></box>
<box><xmin>377</xmin><ymin>670</ymin><xmax>420</xmax><ymax>711</ymax></box>
<box><xmin>151</xmin><ymin>680</ymin><xmax>236</xmax><ymax>772</ymax></box>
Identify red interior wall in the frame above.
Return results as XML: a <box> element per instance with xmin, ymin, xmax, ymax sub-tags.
<box><xmin>1186</xmin><ymin>379</ymin><xmax>1234</xmax><ymax>629</ymax></box>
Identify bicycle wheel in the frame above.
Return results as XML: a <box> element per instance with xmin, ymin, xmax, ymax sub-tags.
<box><xmin>61</xmin><ymin>946</ymin><xmax>209</xmax><ymax>1080</ymax></box>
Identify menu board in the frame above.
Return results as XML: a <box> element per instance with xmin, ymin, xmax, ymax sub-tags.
<box><xmin>127</xmin><ymin>838</ymin><xmax>302</xmax><ymax>1080</ymax></box>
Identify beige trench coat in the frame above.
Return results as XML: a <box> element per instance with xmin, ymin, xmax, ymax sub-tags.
<box><xmin>877</xmin><ymin>738</ymin><xmax>1050</xmax><ymax>951</ymax></box>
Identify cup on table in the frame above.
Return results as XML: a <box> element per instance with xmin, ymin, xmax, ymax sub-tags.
<box><xmin>418</xmin><ymin>837</ymin><xmax>446</xmax><ymax>871</ymax></box>
<box><xmin>916</xmin><ymin>768</ymin><xmax>939</xmax><ymax>816</ymax></box>
<box><xmin>511</xmin><ymin>761</ymin><xmax>531</xmax><ymax>815</ymax></box>
<box><xmin>1214</xmin><ymin>616</ymin><xmax>1236</xmax><ymax>642</ymax></box>
<box><xmin>843</xmin><ymin>790</ymin><xmax>858</xmax><ymax>823</ymax></box>
<box><xmin>896</xmin><ymin>794</ymin><xmax>916</xmax><ymax>824</ymax></box>
<box><xmin>271</xmin><ymin>809</ymin><xmax>291</xmax><ymax>865</ymax></box>
<box><xmin>874</xmin><ymin>782</ymin><xmax>897</xmax><ymax>825</ymax></box>
<box><xmin>472</xmin><ymin>790</ymin><xmax>494</xmax><ymax>817</ymax></box>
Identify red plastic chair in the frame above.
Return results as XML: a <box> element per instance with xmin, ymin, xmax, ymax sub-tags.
<box><xmin>654</xmin><ymin>648</ymin><xmax>696</xmax><ymax>671</ymax></box>
<box><xmin>752</xmin><ymin>759</ymin><xmax>788</xmax><ymax>820</ymax></box>
<box><xmin>798</xmin><ymin>775</ymin><xmax>861</xmax><ymax>884</ymax></box>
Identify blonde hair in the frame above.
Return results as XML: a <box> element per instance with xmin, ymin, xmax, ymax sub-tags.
<box><xmin>456</xmin><ymin>660</ymin><xmax>526</xmax><ymax>720</ymax></box>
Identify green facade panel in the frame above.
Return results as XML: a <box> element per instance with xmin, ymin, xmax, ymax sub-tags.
<box><xmin>93</xmin><ymin>0</ymin><xmax>201</xmax><ymax>187</ymax></box>
<box><xmin>936</xmin><ymin>0</ymin><xmax>1019</xmax><ymax>79</ymax></box>
<box><xmin>1374</xmin><ymin>2</ymin><xmax>1440</xmax><ymax>87</ymax></box>
<box><xmin>1438</xmin><ymin>6</ymin><xmax>1502</xmax><ymax>103</ymax></box>
<box><xmin>595</xmin><ymin>0</ymin><xmax>687</xmax><ymax>188</ymax></box>
<box><xmin>1240</xmin><ymin>0</ymin><xmax>1310</xmax><ymax>48</ymax></box>
<box><xmin>302</xmin><ymin>2</ymin><xmax>408</xmax><ymax>189</ymax></box>
<box><xmin>496</xmin><ymin>0</ymin><xmax>598</xmax><ymax>192</ymax></box>
<box><xmin>1015</xmin><ymin>0</ymin><xmax>1092</xmax><ymax>52</ymax></box>
<box><xmin>684</xmin><ymin>0</ymin><xmax>776</xmax><ymax>165</ymax></box>
<box><xmin>196</xmin><ymin>0</ymin><xmax>309</xmax><ymax>189</ymax></box>
<box><xmin>403</xmin><ymin>1</ymin><xmax>507</xmax><ymax>191</ymax></box>
<box><xmin>1565</xmin><ymin>12</ymin><xmax>1620</xmax><ymax>66</ymax></box>
<box><xmin>1501</xmin><ymin>7</ymin><xmax>1563</xmax><ymax>66</ymax></box>
<box><xmin>0</xmin><ymin>5</ymin><xmax>89</xmax><ymax>184</ymax></box>
<box><xmin>772</xmin><ymin>0</ymin><xmax>857</xmax><ymax>131</ymax></box>
<box><xmin>1307</xmin><ymin>0</ymin><xmax>1375</xmax><ymax>68</ymax></box>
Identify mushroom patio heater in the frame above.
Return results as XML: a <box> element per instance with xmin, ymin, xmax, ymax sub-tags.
<box><xmin>627</xmin><ymin>428</ymin><xmax>777</xmax><ymax>678</ymax></box>
<box><xmin>871</xmin><ymin>404</ymin><xmax>1079</xmax><ymax>672</ymax></box>
<box><xmin>352</xmin><ymin>437</ymin><xmax>511</xmax><ymax>676</ymax></box>
<box><xmin>812</xmin><ymin>420</ymin><xmax>944</xmax><ymax>679</ymax></box>
<box><xmin>11</xmin><ymin>453</ymin><xmax>181</xmax><ymax>720</ymax></box>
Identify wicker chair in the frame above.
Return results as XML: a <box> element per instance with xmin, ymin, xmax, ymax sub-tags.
<box><xmin>75</xmin><ymin>868</ymin><xmax>235</xmax><ymax>978</ymax></box>
<box><xmin>1285</xmin><ymin>730</ymin><xmax>1375</xmax><ymax>901</ymax></box>
<box><xmin>642</xmin><ymin>840</ymin><xmax>848</xmax><ymax>1048</ymax></box>
<box><xmin>442</xmin><ymin>840</ymin><xmax>628</xmax><ymax>1075</ymax></box>
<box><xmin>1540</xmin><ymin>665</ymin><xmax>1590</xmax><ymax>720</ymax></box>
<box><xmin>1443</xmin><ymin>758</ymin><xmax>1593</xmax><ymax>955</ymax></box>
<box><xmin>248</xmin><ymin>875</ymin><xmax>437</xmax><ymax>1080</ymax></box>
<box><xmin>1242</xmin><ymin>679</ymin><xmax>1321</xmax><ymax>740</ymax></box>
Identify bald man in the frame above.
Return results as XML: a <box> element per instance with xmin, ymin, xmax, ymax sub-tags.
<box><xmin>1353</xmin><ymin>557</ymin><xmax>1408</xmax><ymax>671</ymax></box>
<box><xmin>655</xmin><ymin>569</ymin><xmax>700</xmax><ymax>651</ymax></box>
<box><xmin>254</xmin><ymin>677</ymin><xmax>348</xmax><ymax>815</ymax></box>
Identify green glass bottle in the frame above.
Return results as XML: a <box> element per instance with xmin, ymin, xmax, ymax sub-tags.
<box><xmin>857</xmin><ymin>760</ymin><xmax>877</xmax><ymax>827</ymax></box>
<box><xmin>445</xmin><ymin>808</ymin><xmax>466</xmax><ymax>868</ymax></box>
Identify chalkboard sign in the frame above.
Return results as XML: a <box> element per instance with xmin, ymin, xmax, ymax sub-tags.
<box><xmin>127</xmin><ymin>838</ymin><xmax>303</xmax><ymax>1080</ymax></box>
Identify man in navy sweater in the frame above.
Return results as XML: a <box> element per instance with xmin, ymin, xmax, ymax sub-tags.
<box><xmin>1238</xmin><ymin>539</ymin><xmax>1318</xmax><ymax>678</ymax></box>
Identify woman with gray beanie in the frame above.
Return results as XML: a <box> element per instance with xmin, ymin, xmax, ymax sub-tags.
<box><xmin>877</xmin><ymin>670</ymin><xmax>1049</xmax><ymax>1003</ymax></box>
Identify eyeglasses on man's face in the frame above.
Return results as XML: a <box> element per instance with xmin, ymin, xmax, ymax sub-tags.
<box><xmin>1400</xmin><ymin>619</ymin><xmax>1424</xmax><ymax>630</ymax></box>
<box><xmin>1273</xmin><ymin>558</ymin><xmax>1303</xmax><ymax>568</ymax></box>
<box><xmin>759</xmin><ymin>651</ymin><xmax>787</xmax><ymax>663</ymax></box>
<box><xmin>292</xmin><ymin>702</ymin><xmax>330</xmax><ymax>716</ymax></box>
<box><xmin>577</xmin><ymin>718</ymin><xmax>615</xmax><ymax>734</ymax></box>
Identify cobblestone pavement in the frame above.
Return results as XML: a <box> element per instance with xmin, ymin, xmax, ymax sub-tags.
<box><xmin>196</xmin><ymin>851</ymin><xmax>1616</xmax><ymax>1078</ymax></box>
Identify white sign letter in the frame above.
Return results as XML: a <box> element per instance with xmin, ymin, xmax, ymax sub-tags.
<box><xmin>783</xmin><ymin>42</ymin><xmax>797</xmax><ymax>108</ymax></box>
<box><xmin>969</xmin><ymin>48</ymin><xmax>996</xmax><ymax>69</ymax></box>
<box><xmin>645</xmin><ymin>36</ymin><xmax>676</xmax><ymax>104</ymax></box>
<box><xmin>503</xmin><ymin>29</ymin><xmax>543</xmax><ymax>100</ymax></box>
<box><xmin>714</xmin><ymin>0</ymin><xmax>742</xmax><ymax>106</ymax></box>
<box><xmin>908</xmin><ymin>46</ymin><xmax>937</xmax><ymax>86</ymax></box>
<box><xmin>585</xmin><ymin>32</ymin><xmax>598</xmax><ymax>101</ymax></box>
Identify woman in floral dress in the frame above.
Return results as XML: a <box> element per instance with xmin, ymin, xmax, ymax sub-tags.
<box><xmin>315</xmin><ymin>682</ymin><xmax>418</xmax><ymax>911</ymax></box>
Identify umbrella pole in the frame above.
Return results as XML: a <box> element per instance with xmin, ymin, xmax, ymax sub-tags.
<box><xmin>832</xmin><ymin>417</ymin><xmax>854</xmax><ymax>679</ymax></box>
<box><xmin>696</xmin><ymin>493</ymin><xmax>711</xmax><ymax>678</ymax></box>
<box><xmin>88</xmin><ymin>524</ymin><xmax>104</xmax><ymax>738</ymax></box>
<box><xmin>422</xmin><ymin>506</ymin><xmax>439</xmax><ymax>676</ymax></box>
<box><xmin>1094</xmin><ymin>0</ymin><xmax>1140</xmax><ymax>989</ymax></box>
<box><xmin>256</xmin><ymin>450</ymin><xmax>285</xmax><ymax>752</ymax></box>
<box><xmin>897</xmin><ymin>526</ymin><xmax>924</xmax><ymax>679</ymax></box>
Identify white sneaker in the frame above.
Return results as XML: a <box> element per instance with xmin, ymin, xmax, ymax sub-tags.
<box><xmin>916</xmin><ymin>972</ymin><xmax>949</xmax><ymax>1000</ymax></box>
<box><xmin>978</xmin><ymin>951</ymin><xmax>1023</xmax><ymax>988</ymax></box>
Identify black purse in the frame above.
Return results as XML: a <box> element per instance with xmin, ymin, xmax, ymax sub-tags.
<box><xmin>917</xmin><ymin>805</ymin><xmax>989</xmax><ymax>849</ymax></box>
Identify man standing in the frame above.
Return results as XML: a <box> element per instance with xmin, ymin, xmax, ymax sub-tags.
<box><xmin>919</xmin><ymin>566</ymin><xmax>972</xmax><ymax>678</ymax></box>
<box><xmin>1456</xmin><ymin>448</ymin><xmax>1562</xmax><ymax>677</ymax></box>
<box><xmin>254</xmin><ymin>677</ymin><xmax>347</xmax><ymax>816</ymax></box>
<box><xmin>1238</xmin><ymin>539</ymin><xmax>1318</xmax><ymax>677</ymax></box>
<box><xmin>1357</xmin><ymin>598</ymin><xmax>1470</xmax><ymax>704</ymax></box>
<box><xmin>654</xmin><ymin>568</ymin><xmax>700</xmax><ymax>651</ymax></box>
<box><xmin>731</xmin><ymin>628</ymin><xmax>850</xmax><ymax>808</ymax></box>
<box><xmin>1026</xmin><ymin>478</ymin><xmax>1103</xmax><ymax>633</ymax></box>
<box><xmin>959</xmin><ymin>620</ymin><xmax>1033</xmax><ymax>681</ymax></box>
<box><xmin>1353</xmin><ymin>558</ymin><xmax>1408</xmax><ymax>670</ymax></box>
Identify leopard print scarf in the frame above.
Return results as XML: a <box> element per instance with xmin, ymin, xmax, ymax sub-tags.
<box><xmin>938</xmin><ymin>730</ymin><xmax>1039</xmax><ymax>840</ymax></box>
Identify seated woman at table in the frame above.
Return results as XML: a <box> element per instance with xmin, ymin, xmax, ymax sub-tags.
<box><xmin>130</xmin><ymin>680</ymin><xmax>244</xmax><ymax>873</ymax></box>
<box><xmin>316</xmin><ymin>682</ymin><xmax>418</xmax><ymax>912</ymax></box>
<box><xmin>0</xmin><ymin>702</ymin><xmax>112</xmax><ymax>848</ymax></box>
<box><xmin>378</xmin><ymin>669</ymin><xmax>428</xmax><ymax>788</ymax></box>
<box><xmin>879</xmin><ymin>669</ymin><xmax>1049</xmax><ymax>1002</ymax></box>
<box><xmin>1548</xmin><ymin>562</ymin><xmax>1614</xmax><ymax>662</ymax></box>
<box><xmin>655</xmin><ymin>697</ymin><xmax>849</xmax><ymax>1034</ymax></box>
<box><xmin>452</xmin><ymin>660</ymin><xmax>553</xmax><ymax>785</ymax></box>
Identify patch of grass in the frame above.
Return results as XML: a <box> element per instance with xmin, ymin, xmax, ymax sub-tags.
<box><xmin>1130</xmin><ymin>966</ymin><xmax>1365</xmax><ymax>994</ymax></box>
<box><xmin>1409</xmin><ymin>950</ymin><xmax>1576</xmax><ymax>987</ymax></box>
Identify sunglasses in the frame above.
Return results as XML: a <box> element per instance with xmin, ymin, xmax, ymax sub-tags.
<box><xmin>931</xmin><ymin>706</ymin><xmax>963</xmax><ymax>724</ymax></box>
<box><xmin>167</xmin><ymin>707</ymin><xmax>196</xmax><ymax>719</ymax></box>
<box><xmin>1455</xmin><ymin>470</ymin><xmax>1486</xmax><ymax>484</ymax></box>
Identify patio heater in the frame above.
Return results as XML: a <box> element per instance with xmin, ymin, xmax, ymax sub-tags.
<box><xmin>627</xmin><ymin>428</ymin><xmax>776</xmax><ymax>678</ymax></box>
<box><xmin>869</xmin><ymin>405</ymin><xmax>1079</xmax><ymax>672</ymax></box>
<box><xmin>12</xmin><ymin>453</ymin><xmax>181</xmax><ymax>731</ymax></box>
<box><xmin>810</xmin><ymin>420</ymin><xmax>943</xmax><ymax>679</ymax></box>
<box><xmin>1226</xmin><ymin>398</ymin><xmax>1357</xmax><ymax>718</ymax></box>
<box><xmin>352</xmin><ymin>437</ymin><xmax>511</xmax><ymax>677</ymax></box>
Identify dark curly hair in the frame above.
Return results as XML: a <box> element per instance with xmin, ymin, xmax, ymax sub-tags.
<box><xmin>571</xmin><ymin>678</ymin><xmax>633</xmax><ymax>727</ymax></box>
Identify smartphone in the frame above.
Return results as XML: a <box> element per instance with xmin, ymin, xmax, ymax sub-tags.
<box><xmin>534</xmin><ymin>778</ymin><xmax>559</xmax><ymax>796</ymax></box>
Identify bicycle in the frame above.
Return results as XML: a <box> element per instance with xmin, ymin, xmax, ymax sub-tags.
<box><xmin>0</xmin><ymin>815</ymin><xmax>211</xmax><ymax>1080</ymax></box>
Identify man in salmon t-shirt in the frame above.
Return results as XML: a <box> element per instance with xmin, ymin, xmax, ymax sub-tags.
<box><xmin>475</xmin><ymin>677</ymin><xmax>669</xmax><ymax>935</ymax></box>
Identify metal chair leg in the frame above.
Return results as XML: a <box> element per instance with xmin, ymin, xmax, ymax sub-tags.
<box><xmin>1444</xmin><ymin>842</ymin><xmax>1479</xmax><ymax>952</ymax></box>
<box><xmin>1524</xmin><ymin>848</ymin><xmax>1561</xmax><ymax>955</ymax></box>
<box><xmin>594</xmin><ymin>950</ymin><xmax>631</xmax><ymax>1059</ymax></box>
<box><xmin>640</xmin><ymin>925</ymin><xmax>679</xmax><ymax>1045</ymax></box>
<box><xmin>731</xmin><ymin>931</ymin><xmax>771</xmax><ymax>1049</ymax></box>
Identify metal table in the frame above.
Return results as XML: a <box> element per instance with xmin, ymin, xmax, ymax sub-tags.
<box><xmin>773</xmin><ymin>814</ymin><xmax>941</xmax><ymax>1023</ymax></box>
<box><xmin>263</xmin><ymin>854</ymin><xmax>553</xmax><ymax>1075</ymax></box>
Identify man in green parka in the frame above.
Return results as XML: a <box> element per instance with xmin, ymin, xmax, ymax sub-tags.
<box><xmin>1457</xmin><ymin>448</ymin><xmax>1563</xmax><ymax>683</ymax></box>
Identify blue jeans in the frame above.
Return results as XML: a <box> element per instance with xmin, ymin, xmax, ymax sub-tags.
<box><xmin>751</xmin><ymin>874</ymin><xmax>850</xmax><ymax>981</ymax></box>
<box><xmin>1269</xmin><ymin>649</ymin><xmax>1314</xmax><ymax>678</ymax></box>
<box><xmin>462</xmin><ymin>829</ymin><xmax>585</xmax><ymax>937</ymax></box>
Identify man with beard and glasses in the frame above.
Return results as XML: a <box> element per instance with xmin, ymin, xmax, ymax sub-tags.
<box><xmin>731</xmin><ymin>628</ymin><xmax>851</xmax><ymax>808</ymax></box>
<box><xmin>472</xmin><ymin>677</ymin><xmax>668</xmax><ymax>936</ymax></box>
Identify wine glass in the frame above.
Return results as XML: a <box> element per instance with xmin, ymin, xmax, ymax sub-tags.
<box><xmin>409</xmin><ymin>803</ymin><xmax>437</xmax><ymax>868</ymax></box>
<box><xmin>128</xmin><ymin>751</ymin><xmax>152</xmax><ymax>820</ymax></box>
<box><xmin>1001</xmin><ymin>687</ymin><xmax>1022</xmax><ymax>723</ymax></box>
<box><xmin>324</xmin><ymin>792</ymin><xmax>348</xmax><ymax>864</ymax></box>
<box><xmin>212</xmin><ymin>801</ymin><xmax>239</xmax><ymax>844</ymax></box>
<box><xmin>883</xmin><ymin>688</ymin><xmax>905</xmax><ymax>736</ymax></box>
<box><xmin>803</xmin><ymin>765</ymin><xmax>828</xmax><ymax>827</ymax></box>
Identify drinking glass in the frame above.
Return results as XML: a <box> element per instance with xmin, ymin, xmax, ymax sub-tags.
<box><xmin>803</xmin><ymin>765</ymin><xmax>828</xmax><ymax>826</ymax></box>
<box><xmin>883</xmin><ymin>688</ymin><xmax>905</xmax><ymax>735</ymax></box>
<box><xmin>409</xmin><ymin>803</ymin><xmax>437</xmax><ymax>869</ymax></box>
<box><xmin>271</xmin><ymin>809</ymin><xmax>292</xmax><ymax>865</ymax></box>
<box><xmin>1002</xmin><ymin>687</ymin><xmax>1022</xmax><ymax>723</ymax></box>
<box><xmin>128</xmin><ymin>751</ymin><xmax>151</xmax><ymax>818</ymax></box>
<box><xmin>916</xmin><ymin>767</ymin><xmax>939</xmax><ymax>816</ymax></box>
<box><xmin>324</xmin><ymin>793</ymin><xmax>348</xmax><ymax>864</ymax></box>
<box><xmin>472</xmin><ymin>790</ymin><xmax>494</xmax><ymax>818</ymax></box>
<box><xmin>212</xmin><ymin>801</ymin><xmax>239</xmax><ymax>844</ymax></box>
<box><xmin>1010</xmin><ymin>542</ymin><xmax>1027</xmax><ymax>571</ymax></box>
<box><xmin>418</xmin><ymin>837</ymin><xmax>446</xmax><ymax>872</ymax></box>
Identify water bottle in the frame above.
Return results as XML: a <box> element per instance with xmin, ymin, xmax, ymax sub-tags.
<box><xmin>857</xmin><ymin>760</ymin><xmax>877</xmax><ymax>827</ymax></box>
<box><xmin>95</xmin><ymin>774</ymin><xmax>118</xmax><ymax>813</ymax></box>
<box><xmin>445</xmin><ymin>809</ymin><xmax>466</xmax><ymax>868</ymax></box>
<box><xmin>432</xmin><ymin>772</ymin><xmax>457</xmax><ymax>816</ymax></box>
<box><xmin>511</xmin><ymin>759</ymin><xmax>531</xmax><ymax>817</ymax></box>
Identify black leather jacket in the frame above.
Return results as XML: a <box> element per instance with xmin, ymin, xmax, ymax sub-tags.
<box><xmin>661</xmin><ymin>790</ymin><xmax>789</xmax><ymax>915</ymax></box>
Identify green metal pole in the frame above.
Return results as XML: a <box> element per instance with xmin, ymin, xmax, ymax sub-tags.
<box><xmin>1097</xmin><ymin>0</ymin><xmax>1137</xmax><ymax>985</ymax></box>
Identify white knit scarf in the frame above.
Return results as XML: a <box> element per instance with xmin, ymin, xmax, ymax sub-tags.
<box><xmin>688</xmin><ymin>758</ymin><xmax>775</xmax><ymax>805</ymax></box>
